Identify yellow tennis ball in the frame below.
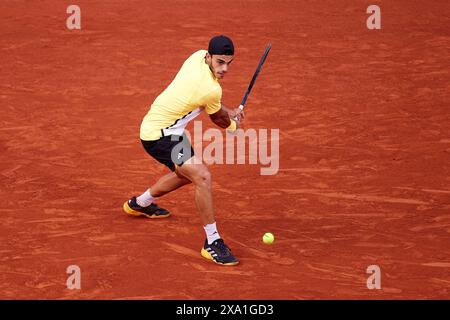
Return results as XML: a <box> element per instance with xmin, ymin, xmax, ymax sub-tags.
<box><xmin>263</xmin><ymin>232</ymin><xmax>275</xmax><ymax>245</ymax></box>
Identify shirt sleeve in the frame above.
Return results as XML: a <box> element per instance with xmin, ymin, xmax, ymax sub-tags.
<box><xmin>203</xmin><ymin>87</ymin><xmax>222</xmax><ymax>115</ymax></box>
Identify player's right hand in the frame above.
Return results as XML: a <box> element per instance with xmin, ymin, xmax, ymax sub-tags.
<box><xmin>230</xmin><ymin>106</ymin><xmax>245</xmax><ymax>122</ymax></box>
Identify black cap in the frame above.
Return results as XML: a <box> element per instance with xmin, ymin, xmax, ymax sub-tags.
<box><xmin>208</xmin><ymin>35</ymin><xmax>234</xmax><ymax>55</ymax></box>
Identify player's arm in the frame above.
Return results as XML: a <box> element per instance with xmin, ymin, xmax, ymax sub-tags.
<box><xmin>221</xmin><ymin>103</ymin><xmax>245</xmax><ymax>121</ymax></box>
<box><xmin>209</xmin><ymin>107</ymin><xmax>235</xmax><ymax>129</ymax></box>
<box><xmin>205</xmin><ymin>90</ymin><xmax>242</xmax><ymax>130</ymax></box>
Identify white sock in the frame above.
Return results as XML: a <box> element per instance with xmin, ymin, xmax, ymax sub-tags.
<box><xmin>204</xmin><ymin>222</ymin><xmax>221</xmax><ymax>244</ymax></box>
<box><xmin>136</xmin><ymin>189</ymin><xmax>154</xmax><ymax>207</ymax></box>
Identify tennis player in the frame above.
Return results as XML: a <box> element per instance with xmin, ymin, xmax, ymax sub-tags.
<box><xmin>123</xmin><ymin>35</ymin><xmax>244</xmax><ymax>266</ymax></box>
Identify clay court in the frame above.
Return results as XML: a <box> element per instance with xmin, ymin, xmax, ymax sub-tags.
<box><xmin>1</xmin><ymin>0</ymin><xmax>449</xmax><ymax>299</ymax></box>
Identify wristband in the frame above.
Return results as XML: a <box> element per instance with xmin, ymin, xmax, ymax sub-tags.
<box><xmin>226</xmin><ymin>119</ymin><xmax>237</xmax><ymax>132</ymax></box>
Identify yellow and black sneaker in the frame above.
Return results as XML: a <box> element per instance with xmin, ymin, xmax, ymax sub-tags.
<box><xmin>123</xmin><ymin>197</ymin><xmax>170</xmax><ymax>219</ymax></box>
<box><xmin>201</xmin><ymin>239</ymin><xmax>239</xmax><ymax>266</ymax></box>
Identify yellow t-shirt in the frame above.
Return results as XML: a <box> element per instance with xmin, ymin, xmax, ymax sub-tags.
<box><xmin>140</xmin><ymin>50</ymin><xmax>222</xmax><ymax>141</ymax></box>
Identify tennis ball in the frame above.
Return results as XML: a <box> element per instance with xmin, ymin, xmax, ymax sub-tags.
<box><xmin>262</xmin><ymin>232</ymin><xmax>274</xmax><ymax>245</ymax></box>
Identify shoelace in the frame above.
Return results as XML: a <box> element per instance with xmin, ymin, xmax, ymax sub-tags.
<box><xmin>214</xmin><ymin>240</ymin><xmax>231</xmax><ymax>256</ymax></box>
<box><xmin>149</xmin><ymin>203</ymin><xmax>164</xmax><ymax>214</ymax></box>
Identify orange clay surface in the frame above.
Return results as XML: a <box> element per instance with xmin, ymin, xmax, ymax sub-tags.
<box><xmin>1</xmin><ymin>0</ymin><xmax>449</xmax><ymax>299</ymax></box>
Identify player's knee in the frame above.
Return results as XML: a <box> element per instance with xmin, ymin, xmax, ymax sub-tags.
<box><xmin>175</xmin><ymin>169</ymin><xmax>192</xmax><ymax>184</ymax></box>
<box><xmin>194</xmin><ymin>168</ymin><xmax>211</xmax><ymax>187</ymax></box>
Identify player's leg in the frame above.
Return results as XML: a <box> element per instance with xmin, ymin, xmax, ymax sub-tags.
<box><xmin>149</xmin><ymin>171</ymin><xmax>191</xmax><ymax>197</ymax></box>
<box><xmin>175</xmin><ymin>157</ymin><xmax>214</xmax><ymax>225</ymax></box>
<box><xmin>124</xmin><ymin>172</ymin><xmax>190</xmax><ymax>218</ymax></box>
<box><xmin>123</xmin><ymin>136</ymin><xmax>191</xmax><ymax>218</ymax></box>
<box><xmin>176</xmin><ymin>157</ymin><xmax>239</xmax><ymax>266</ymax></box>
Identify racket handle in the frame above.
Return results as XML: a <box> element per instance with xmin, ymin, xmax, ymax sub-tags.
<box><xmin>239</xmin><ymin>104</ymin><xmax>244</xmax><ymax>111</ymax></box>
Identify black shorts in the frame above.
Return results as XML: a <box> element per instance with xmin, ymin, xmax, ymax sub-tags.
<box><xmin>141</xmin><ymin>134</ymin><xmax>194</xmax><ymax>171</ymax></box>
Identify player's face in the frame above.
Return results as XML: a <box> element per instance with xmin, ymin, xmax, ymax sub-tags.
<box><xmin>206</xmin><ymin>54</ymin><xmax>233</xmax><ymax>80</ymax></box>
